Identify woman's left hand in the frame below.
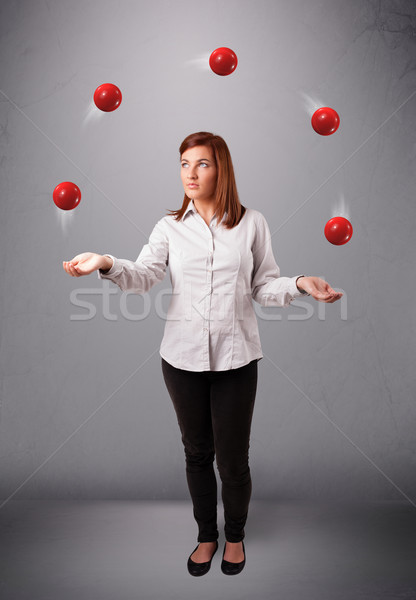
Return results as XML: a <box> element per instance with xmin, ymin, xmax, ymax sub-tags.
<box><xmin>296</xmin><ymin>276</ymin><xmax>343</xmax><ymax>303</ymax></box>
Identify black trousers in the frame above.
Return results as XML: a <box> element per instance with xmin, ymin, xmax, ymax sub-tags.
<box><xmin>161</xmin><ymin>357</ymin><xmax>258</xmax><ymax>543</ymax></box>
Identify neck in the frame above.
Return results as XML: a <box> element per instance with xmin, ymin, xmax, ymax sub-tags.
<box><xmin>192</xmin><ymin>198</ymin><xmax>216</xmax><ymax>216</ymax></box>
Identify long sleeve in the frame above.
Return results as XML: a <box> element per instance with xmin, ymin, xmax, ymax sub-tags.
<box><xmin>251</xmin><ymin>212</ymin><xmax>306</xmax><ymax>307</ymax></box>
<box><xmin>96</xmin><ymin>218</ymin><xmax>169</xmax><ymax>294</ymax></box>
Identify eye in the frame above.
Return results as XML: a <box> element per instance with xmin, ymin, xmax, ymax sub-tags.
<box><xmin>199</xmin><ymin>162</ymin><xmax>208</xmax><ymax>168</ymax></box>
<box><xmin>181</xmin><ymin>162</ymin><xmax>189</xmax><ymax>168</ymax></box>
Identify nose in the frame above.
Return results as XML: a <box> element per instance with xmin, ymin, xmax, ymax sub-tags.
<box><xmin>187</xmin><ymin>166</ymin><xmax>197</xmax><ymax>179</ymax></box>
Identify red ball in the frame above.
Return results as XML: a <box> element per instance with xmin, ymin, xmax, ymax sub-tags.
<box><xmin>93</xmin><ymin>83</ymin><xmax>122</xmax><ymax>112</ymax></box>
<box><xmin>311</xmin><ymin>107</ymin><xmax>340</xmax><ymax>136</ymax></box>
<box><xmin>209</xmin><ymin>47</ymin><xmax>238</xmax><ymax>76</ymax></box>
<box><xmin>324</xmin><ymin>217</ymin><xmax>353</xmax><ymax>245</ymax></box>
<box><xmin>53</xmin><ymin>181</ymin><xmax>81</xmax><ymax>211</ymax></box>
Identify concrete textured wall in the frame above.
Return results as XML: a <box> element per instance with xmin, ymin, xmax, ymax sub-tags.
<box><xmin>1</xmin><ymin>0</ymin><xmax>415</xmax><ymax>503</ymax></box>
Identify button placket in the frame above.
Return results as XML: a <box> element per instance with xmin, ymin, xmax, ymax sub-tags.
<box><xmin>202</xmin><ymin>234</ymin><xmax>214</xmax><ymax>367</ymax></box>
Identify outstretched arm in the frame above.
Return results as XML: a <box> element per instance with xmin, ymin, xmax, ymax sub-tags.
<box><xmin>251</xmin><ymin>212</ymin><xmax>311</xmax><ymax>307</ymax></box>
<box><xmin>95</xmin><ymin>218</ymin><xmax>169</xmax><ymax>293</ymax></box>
<box><xmin>62</xmin><ymin>219</ymin><xmax>169</xmax><ymax>295</ymax></box>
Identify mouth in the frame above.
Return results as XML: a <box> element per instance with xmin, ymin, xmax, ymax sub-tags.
<box><xmin>187</xmin><ymin>184</ymin><xmax>199</xmax><ymax>188</ymax></box>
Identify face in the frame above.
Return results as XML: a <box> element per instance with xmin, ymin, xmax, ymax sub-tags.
<box><xmin>180</xmin><ymin>145</ymin><xmax>217</xmax><ymax>203</ymax></box>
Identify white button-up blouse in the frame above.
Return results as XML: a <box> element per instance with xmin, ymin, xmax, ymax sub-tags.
<box><xmin>97</xmin><ymin>199</ymin><xmax>308</xmax><ymax>371</ymax></box>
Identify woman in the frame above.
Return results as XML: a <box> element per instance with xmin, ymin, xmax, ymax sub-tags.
<box><xmin>63</xmin><ymin>131</ymin><xmax>342</xmax><ymax>577</ymax></box>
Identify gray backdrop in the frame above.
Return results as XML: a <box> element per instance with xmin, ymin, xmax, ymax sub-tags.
<box><xmin>1</xmin><ymin>0</ymin><xmax>415</xmax><ymax>503</ymax></box>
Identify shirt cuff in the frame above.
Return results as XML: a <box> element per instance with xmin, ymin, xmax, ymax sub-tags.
<box><xmin>292</xmin><ymin>275</ymin><xmax>310</xmax><ymax>297</ymax></box>
<box><xmin>96</xmin><ymin>254</ymin><xmax>117</xmax><ymax>279</ymax></box>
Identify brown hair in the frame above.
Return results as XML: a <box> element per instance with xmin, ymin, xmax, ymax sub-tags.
<box><xmin>165</xmin><ymin>131</ymin><xmax>246</xmax><ymax>229</ymax></box>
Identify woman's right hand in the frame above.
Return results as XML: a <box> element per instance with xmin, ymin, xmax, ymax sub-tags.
<box><xmin>62</xmin><ymin>253</ymin><xmax>111</xmax><ymax>277</ymax></box>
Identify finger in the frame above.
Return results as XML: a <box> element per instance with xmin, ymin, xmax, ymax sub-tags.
<box><xmin>320</xmin><ymin>285</ymin><xmax>334</xmax><ymax>294</ymax></box>
<box><xmin>68</xmin><ymin>263</ymin><xmax>80</xmax><ymax>277</ymax></box>
<box><xmin>317</xmin><ymin>292</ymin><xmax>337</xmax><ymax>302</ymax></box>
<box><xmin>326</xmin><ymin>293</ymin><xmax>343</xmax><ymax>303</ymax></box>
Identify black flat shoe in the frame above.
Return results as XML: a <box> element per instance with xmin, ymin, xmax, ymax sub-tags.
<box><xmin>187</xmin><ymin>540</ymin><xmax>219</xmax><ymax>577</ymax></box>
<box><xmin>221</xmin><ymin>540</ymin><xmax>246</xmax><ymax>575</ymax></box>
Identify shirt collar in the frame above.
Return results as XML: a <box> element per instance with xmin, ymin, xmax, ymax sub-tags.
<box><xmin>181</xmin><ymin>199</ymin><xmax>197</xmax><ymax>221</ymax></box>
<box><xmin>181</xmin><ymin>199</ymin><xmax>228</xmax><ymax>223</ymax></box>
